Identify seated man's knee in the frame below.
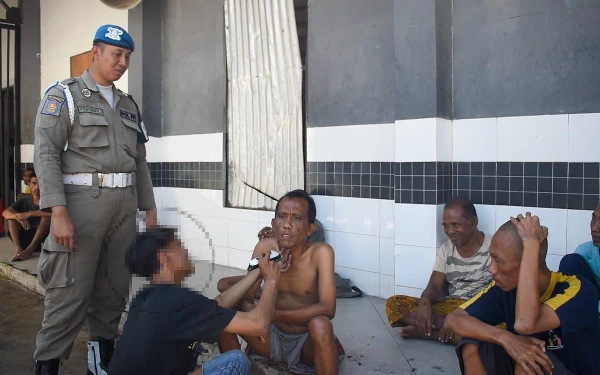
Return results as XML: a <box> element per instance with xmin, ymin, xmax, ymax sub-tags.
<box><xmin>461</xmin><ymin>343</ymin><xmax>480</xmax><ymax>362</ymax></box>
<box><xmin>308</xmin><ymin>315</ymin><xmax>334</xmax><ymax>339</ymax></box>
<box><xmin>221</xmin><ymin>349</ymin><xmax>251</xmax><ymax>372</ymax></box>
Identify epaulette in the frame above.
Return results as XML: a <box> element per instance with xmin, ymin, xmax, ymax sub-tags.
<box><xmin>42</xmin><ymin>78</ymin><xmax>76</xmax><ymax>151</ymax></box>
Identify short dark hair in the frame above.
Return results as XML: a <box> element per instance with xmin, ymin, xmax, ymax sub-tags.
<box><xmin>275</xmin><ymin>189</ymin><xmax>317</xmax><ymax>224</ymax></box>
<box><xmin>444</xmin><ymin>197</ymin><xmax>477</xmax><ymax>221</ymax></box>
<box><xmin>28</xmin><ymin>171</ymin><xmax>37</xmax><ymax>179</ymax></box>
<box><xmin>92</xmin><ymin>41</ymin><xmax>106</xmax><ymax>50</ymax></box>
<box><xmin>497</xmin><ymin>220</ymin><xmax>548</xmax><ymax>269</ymax></box>
<box><xmin>126</xmin><ymin>226</ymin><xmax>177</xmax><ymax>278</ymax></box>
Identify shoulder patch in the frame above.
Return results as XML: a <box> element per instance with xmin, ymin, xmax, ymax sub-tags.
<box><xmin>120</xmin><ymin>110</ymin><xmax>137</xmax><ymax>122</ymax></box>
<box><xmin>78</xmin><ymin>106</ymin><xmax>103</xmax><ymax>115</ymax></box>
<box><xmin>41</xmin><ymin>96</ymin><xmax>63</xmax><ymax>117</ymax></box>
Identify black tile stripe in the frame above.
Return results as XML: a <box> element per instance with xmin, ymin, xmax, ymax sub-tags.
<box><xmin>21</xmin><ymin>161</ymin><xmax>600</xmax><ymax>210</ymax></box>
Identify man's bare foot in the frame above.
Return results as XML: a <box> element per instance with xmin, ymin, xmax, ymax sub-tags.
<box><xmin>398</xmin><ymin>325</ymin><xmax>441</xmax><ymax>341</ymax></box>
<box><xmin>11</xmin><ymin>248</ymin><xmax>34</xmax><ymax>262</ymax></box>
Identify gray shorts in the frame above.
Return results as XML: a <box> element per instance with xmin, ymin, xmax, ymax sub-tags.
<box><xmin>455</xmin><ymin>338</ymin><xmax>575</xmax><ymax>375</ymax></box>
<box><xmin>269</xmin><ymin>324</ymin><xmax>313</xmax><ymax>373</ymax></box>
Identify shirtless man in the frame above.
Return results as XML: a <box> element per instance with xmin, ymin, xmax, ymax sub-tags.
<box><xmin>219</xmin><ymin>189</ymin><xmax>338</xmax><ymax>374</ymax></box>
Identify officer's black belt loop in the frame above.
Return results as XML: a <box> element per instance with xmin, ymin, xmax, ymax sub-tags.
<box><xmin>92</xmin><ymin>173</ymin><xmax>100</xmax><ymax>198</ymax></box>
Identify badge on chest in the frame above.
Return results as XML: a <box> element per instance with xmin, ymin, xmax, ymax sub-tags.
<box><xmin>120</xmin><ymin>110</ymin><xmax>137</xmax><ymax>122</ymax></box>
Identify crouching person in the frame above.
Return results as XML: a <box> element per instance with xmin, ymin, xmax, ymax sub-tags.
<box><xmin>108</xmin><ymin>226</ymin><xmax>282</xmax><ymax>375</ymax></box>
<box><xmin>445</xmin><ymin>213</ymin><xmax>600</xmax><ymax>375</ymax></box>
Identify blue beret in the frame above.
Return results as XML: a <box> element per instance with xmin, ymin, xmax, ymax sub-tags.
<box><xmin>93</xmin><ymin>24</ymin><xmax>134</xmax><ymax>52</ymax></box>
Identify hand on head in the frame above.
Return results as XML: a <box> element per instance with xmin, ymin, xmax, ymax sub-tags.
<box><xmin>258</xmin><ymin>227</ymin><xmax>274</xmax><ymax>240</ymax></box>
<box><xmin>510</xmin><ymin>212</ymin><xmax>548</xmax><ymax>244</ymax></box>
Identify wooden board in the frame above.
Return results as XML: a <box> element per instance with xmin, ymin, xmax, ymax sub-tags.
<box><xmin>70</xmin><ymin>50</ymin><xmax>93</xmax><ymax>77</ymax></box>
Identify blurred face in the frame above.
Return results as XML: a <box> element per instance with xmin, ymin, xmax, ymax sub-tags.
<box><xmin>591</xmin><ymin>204</ymin><xmax>600</xmax><ymax>248</ymax></box>
<box><xmin>271</xmin><ymin>197</ymin><xmax>315</xmax><ymax>249</ymax></box>
<box><xmin>23</xmin><ymin>170</ymin><xmax>33</xmax><ymax>184</ymax></box>
<box><xmin>161</xmin><ymin>239</ymin><xmax>194</xmax><ymax>282</ymax></box>
<box><xmin>29</xmin><ymin>177</ymin><xmax>40</xmax><ymax>197</ymax></box>
<box><xmin>93</xmin><ymin>43</ymin><xmax>131</xmax><ymax>83</ymax></box>
<box><xmin>488</xmin><ymin>231</ymin><xmax>521</xmax><ymax>291</ymax></box>
<box><xmin>442</xmin><ymin>206</ymin><xmax>478</xmax><ymax>247</ymax></box>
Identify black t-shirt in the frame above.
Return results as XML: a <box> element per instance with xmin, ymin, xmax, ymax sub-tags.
<box><xmin>10</xmin><ymin>195</ymin><xmax>41</xmax><ymax>228</ymax></box>
<box><xmin>109</xmin><ymin>284</ymin><xmax>237</xmax><ymax>375</ymax></box>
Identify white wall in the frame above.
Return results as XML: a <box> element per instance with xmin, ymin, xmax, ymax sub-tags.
<box><xmin>40</xmin><ymin>0</ymin><xmax>129</xmax><ymax>94</ymax></box>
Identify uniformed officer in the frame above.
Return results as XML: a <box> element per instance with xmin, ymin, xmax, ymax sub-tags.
<box><xmin>33</xmin><ymin>24</ymin><xmax>157</xmax><ymax>375</ymax></box>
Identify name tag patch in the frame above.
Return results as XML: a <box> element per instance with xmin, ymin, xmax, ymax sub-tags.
<box><xmin>41</xmin><ymin>96</ymin><xmax>64</xmax><ymax>117</ymax></box>
<box><xmin>120</xmin><ymin>110</ymin><xmax>137</xmax><ymax>122</ymax></box>
<box><xmin>78</xmin><ymin>106</ymin><xmax>104</xmax><ymax>115</ymax></box>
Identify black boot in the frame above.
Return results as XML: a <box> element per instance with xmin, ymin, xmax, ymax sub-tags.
<box><xmin>35</xmin><ymin>359</ymin><xmax>60</xmax><ymax>375</ymax></box>
<box><xmin>86</xmin><ymin>339</ymin><xmax>114</xmax><ymax>375</ymax></box>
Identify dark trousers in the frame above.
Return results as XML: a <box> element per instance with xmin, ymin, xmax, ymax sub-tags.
<box><xmin>559</xmin><ymin>253</ymin><xmax>600</xmax><ymax>298</ymax></box>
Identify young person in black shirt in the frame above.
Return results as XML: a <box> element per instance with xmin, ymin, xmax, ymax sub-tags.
<box><xmin>107</xmin><ymin>226</ymin><xmax>281</xmax><ymax>375</ymax></box>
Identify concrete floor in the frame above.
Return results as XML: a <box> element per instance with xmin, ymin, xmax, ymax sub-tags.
<box><xmin>0</xmin><ymin>237</ymin><xmax>462</xmax><ymax>375</ymax></box>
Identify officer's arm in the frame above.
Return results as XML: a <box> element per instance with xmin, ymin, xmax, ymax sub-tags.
<box><xmin>33</xmin><ymin>88</ymin><xmax>71</xmax><ymax>210</ymax></box>
<box><xmin>134</xmin><ymin>142</ymin><xmax>156</xmax><ymax>211</ymax></box>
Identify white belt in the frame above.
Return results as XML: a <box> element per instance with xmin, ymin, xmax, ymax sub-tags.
<box><xmin>63</xmin><ymin>173</ymin><xmax>133</xmax><ymax>188</ymax></box>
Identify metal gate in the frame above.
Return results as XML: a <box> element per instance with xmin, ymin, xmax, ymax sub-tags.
<box><xmin>0</xmin><ymin>1</ymin><xmax>20</xmax><ymax>207</ymax></box>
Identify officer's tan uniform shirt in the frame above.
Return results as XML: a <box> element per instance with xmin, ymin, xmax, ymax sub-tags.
<box><xmin>34</xmin><ymin>71</ymin><xmax>155</xmax><ymax>211</ymax></box>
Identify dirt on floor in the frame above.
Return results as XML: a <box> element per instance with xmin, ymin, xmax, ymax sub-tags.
<box><xmin>0</xmin><ymin>277</ymin><xmax>88</xmax><ymax>375</ymax></box>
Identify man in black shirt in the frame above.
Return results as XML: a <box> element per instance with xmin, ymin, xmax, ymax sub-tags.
<box><xmin>107</xmin><ymin>226</ymin><xmax>281</xmax><ymax>375</ymax></box>
<box><xmin>2</xmin><ymin>173</ymin><xmax>51</xmax><ymax>261</ymax></box>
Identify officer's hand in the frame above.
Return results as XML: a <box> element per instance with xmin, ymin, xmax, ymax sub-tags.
<box><xmin>146</xmin><ymin>209</ymin><xmax>157</xmax><ymax>228</ymax></box>
<box><xmin>51</xmin><ymin>207</ymin><xmax>77</xmax><ymax>251</ymax></box>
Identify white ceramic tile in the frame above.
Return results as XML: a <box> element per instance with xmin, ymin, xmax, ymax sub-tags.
<box><xmin>334</xmin><ymin>232</ymin><xmax>380</xmax><ymax>273</ymax></box>
<box><xmin>334</xmin><ymin>197</ymin><xmax>379</xmax><ymax>236</ymax></box>
<box><xmin>258</xmin><ymin>210</ymin><xmax>275</xmax><ymax>228</ymax></box>
<box><xmin>229</xmin><ymin>248</ymin><xmax>253</xmax><ymax>270</ymax></box>
<box><xmin>546</xmin><ymin>254</ymin><xmax>564</xmax><ymax>272</ymax></box>
<box><xmin>214</xmin><ymin>246</ymin><xmax>229</xmax><ymax>267</ymax></box>
<box><xmin>185</xmin><ymin>238</ymin><xmax>213</xmax><ymax>262</ymax></box>
<box><xmin>495</xmin><ymin>206</ymin><xmax>568</xmax><ymax>255</ymax></box>
<box><xmin>144</xmin><ymin>136</ymin><xmax>162</xmax><ymax>162</ymax></box>
<box><xmin>379</xmin><ymin>200</ymin><xmax>395</xmax><ymax>238</ymax></box>
<box><xmin>192</xmin><ymin>189</ymin><xmax>226</xmax><ymax>219</ymax></box>
<box><xmin>161</xmin><ymin>133</ymin><xmax>223</xmax><ymax>162</ymax></box>
<box><xmin>379</xmin><ymin>237</ymin><xmax>395</xmax><ymax>276</ymax></box>
<box><xmin>379</xmin><ymin>274</ymin><xmax>395</xmax><ymax>299</ymax></box>
<box><xmin>436</xmin><ymin>204</ymin><xmax>448</xmax><ymax>247</ymax></box>
<box><xmin>227</xmin><ymin>220</ymin><xmax>260</xmax><ymax>251</ymax></box>
<box><xmin>20</xmin><ymin>144</ymin><xmax>34</xmax><ymax>163</ymax></box>
<box><xmin>567</xmin><ymin>209</ymin><xmax>593</xmax><ymax>253</ymax></box>
<box><xmin>325</xmin><ymin>230</ymin><xmax>336</xmax><ymax>249</ymax></box>
<box><xmin>474</xmin><ymin>204</ymin><xmax>497</xmax><ymax>237</ymax></box>
<box><xmin>436</xmin><ymin>118</ymin><xmax>453</xmax><ymax>161</ymax></box>
<box><xmin>222</xmin><ymin>207</ymin><xmax>259</xmax><ymax>222</ymax></box>
<box><xmin>394</xmin><ymin>245</ymin><xmax>436</xmax><ymax>289</ymax></box>
<box><xmin>497</xmin><ymin>115</ymin><xmax>568</xmax><ymax>162</ymax></box>
<box><xmin>380</xmin><ymin>122</ymin><xmax>395</xmax><ymax>162</ymax></box>
<box><xmin>306</xmin><ymin>127</ymin><xmax>335</xmax><ymax>161</ymax></box>
<box><xmin>196</xmin><ymin>217</ymin><xmax>228</xmax><ymax>248</ymax></box>
<box><xmin>312</xmin><ymin>195</ymin><xmax>335</xmax><ymax>231</ymax></box>
<box><xmin>334</xmin><ymin>266</ymin><xmax>379</xmax><ymax>296</ymax></box>
<box><xmin>334</xmin><ymin>124</ymin><xmax>382</xmax><ymax>162</ymax></box>
<box><xmin>394</xmin><ymin>285</ymin><xmax>423</xmax><ymax>298</ymax></box>
<box><xmin>395</xmin><ymin>203</ymin><xmax>438</xmax><ymax>247</ymax></box>
<box><xmin>452</xmin><ymin>118</ymin><xmax>497</xmax><ymax>162</ymax></box>
<box><xmin>395</xmin><ymin>118</ymin><xmax>437</xmax><ymax>162</ymax></box>
<box><xmin>568</xmin><ymin>113</ymin><xmax>600</xmax><ymax>162</ymax></box>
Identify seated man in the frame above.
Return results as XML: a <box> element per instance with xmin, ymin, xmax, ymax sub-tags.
<box><xmin>2</xmin><ymin>172</ymin><xmax>51</xmax><ymax>261</ymax></box>
<box><xmin>446</xmin><ymin>213</ymin><xmax>600</xmax><ymax>375</ymax></box>
<box><xmin>16</xmin><ymin>167</ymin><xmax>34</xmax><ymax>200</ymax></box>
<box><xmin>559</xmin><ymin>203</ymin><xmax>600</xmax><ymax>313</ymax></box>
<box><xmin>386</xmin><ymin>197</ymin><xmax>492</xmax><ymax>344</ymax></box>
<box><xmin>219</xmin><ymin>189</ymin><xmax>338</xmax><ymax>374</ymax></box>
<box><xmin>108</xmin><ymin>226</ymin><xmax>282</xmax><ymax>375</ymax></box>
<box><xmin>216</xmin><ymin>218</ymin><xmax>326</xmax><ymax>295</ymax></box>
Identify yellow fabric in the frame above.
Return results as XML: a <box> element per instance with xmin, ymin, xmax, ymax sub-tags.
<box><xmin>25</xmin><ymin>186</ymin><xmax>30</xmax><ymax>194</ymax></box>
<box><xmin>385</xmin><ymin>295</ymin><xmax>467</xmax><ymax>327</ymax></box>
